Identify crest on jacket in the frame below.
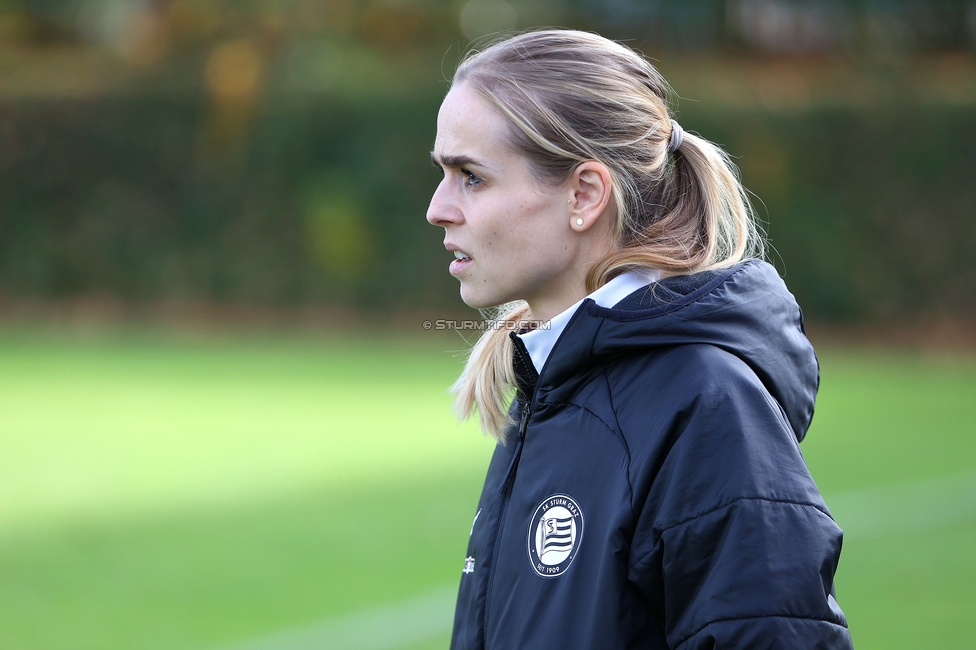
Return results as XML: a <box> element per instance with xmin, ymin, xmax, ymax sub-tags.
<box><xmin>527</xmin><ymin>494</ymin><xmax>583</xmax><ymax>577</ymax></box>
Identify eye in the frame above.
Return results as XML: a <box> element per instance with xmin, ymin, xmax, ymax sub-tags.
<box><xmin>462</xmin><ymin>169</ymin><xmax>482</xmax><ymax>187</ymax></box>
<box><xmin>432</xmin><ymin>163</ymin><xmax>444</xmax><ymax>176</ymax></box>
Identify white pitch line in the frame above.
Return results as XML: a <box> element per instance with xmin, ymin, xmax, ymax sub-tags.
<box><xmin>210</xmin><ymin>470</ymin><xmax>976</xmax><ymax>650</ymax></box>
<box><xmin>211</xmin><ymin>585</ymin><xmax>456</xmax><ymax>650</ymax></box>
<box><xmin>825</xmin><ymin>469</ymin><xmax>976</xmax><ymax>540</ymax></box>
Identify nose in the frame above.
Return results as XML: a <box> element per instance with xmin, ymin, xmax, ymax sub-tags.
<box><xmin>426</xmin><ymin>179</ymin><xmax>463</xmax><ymax>227</ymax></box>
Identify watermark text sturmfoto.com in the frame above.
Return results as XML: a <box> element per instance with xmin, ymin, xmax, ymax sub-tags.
<box><xmin>423</xmin><ymin>319</ymin><xmax>552</xmax><ymax>331</ymax></box>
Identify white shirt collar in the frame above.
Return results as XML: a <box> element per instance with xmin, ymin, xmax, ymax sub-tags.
<box><xmin>517</xmin><ymin>268</ymin><xmax>661</xmax><ymax>375</ymax></box>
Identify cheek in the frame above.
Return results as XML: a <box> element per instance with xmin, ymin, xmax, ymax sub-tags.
<box><xmin>472</xmin><ymin>206</ymin><xmax>518</xmax><ymax>257</ymax></box>
<box><xmin>472</xmin><ymin>189</ymin><xmax>564</xmax><ymax>274</ymax></box>
<box><xmin>487</xmin><ymin>223</ymin><xmax>536</xmax><ymax>274</ymax></box>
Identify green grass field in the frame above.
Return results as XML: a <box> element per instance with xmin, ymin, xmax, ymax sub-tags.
<box><xmin>0</xmin><ymin>331</ymin><xmax>973</xmax><ymax>649</ymax></box>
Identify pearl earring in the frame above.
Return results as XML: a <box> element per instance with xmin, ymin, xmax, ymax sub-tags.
<box><xmin>576</xmin><ymin>218</ymin><xmax>584</xmax><ymax>226</ymax></box>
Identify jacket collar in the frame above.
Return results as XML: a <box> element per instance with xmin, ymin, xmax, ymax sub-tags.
<box><xmin>510</xmin><ymin>332</ymin><xmax>539</xmax><ymax>405</ymax></box>
<box><xmin>527</xmin><ymin>261</ymin><xmax>820</xmax><ymax>443</ymax></box>
<box><xmin>516</xmin><ymin>269</ymin><xmax>661</xmax><ymax>375</ymax></box>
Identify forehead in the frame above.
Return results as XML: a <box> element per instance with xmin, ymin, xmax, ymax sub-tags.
<box><xmin>433</xmin><ymin>84</ymin><xmax>514</xmax><ymax>164</ymax></box>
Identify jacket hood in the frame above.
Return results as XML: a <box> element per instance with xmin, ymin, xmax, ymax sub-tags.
<box><xmin>534</xmin><ymin>260</ymin><xmax>819</xmax><ymax>442</ymax></box>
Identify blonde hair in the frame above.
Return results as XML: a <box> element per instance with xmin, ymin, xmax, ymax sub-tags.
<box><xmin>449</xmin><ymin>30</ymin><xmax>763</xmax><ymax>441</ymax></box>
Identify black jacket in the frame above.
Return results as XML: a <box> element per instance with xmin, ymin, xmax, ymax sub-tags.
<box><xmin>450</xmin><ymin>260</ymin><xmax>853</xmax><ymax>649</ymax></box>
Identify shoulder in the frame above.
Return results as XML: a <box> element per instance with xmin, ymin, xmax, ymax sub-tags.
<box><xmin>602</xmin><ymin>342</ymin><xmax>823</xmax><ymax>517</ymax></box>
<box><xmin>605</xmin><ymin>343</ymin><xmax>776</xmax><ymax>434</ymax></box>
<box><xmin>608</xmin><ymin>340</ymin><xmax>756</xmax><ymax>386</ymax></box>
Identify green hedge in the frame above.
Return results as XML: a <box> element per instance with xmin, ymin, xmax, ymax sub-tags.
<box><xmin>0</xmin><ymin>89</ymin><xmax>453</xmax><ymax>306</ymax></box>
<box><xmin>683</xmin><ymin>105</ymin><xmax>976</xmax><ymax>320</ymax></box>
<box><xmin>1</xmin><ymin>86</ymin><xmax>974</xmax><ymax>321</ymax></box>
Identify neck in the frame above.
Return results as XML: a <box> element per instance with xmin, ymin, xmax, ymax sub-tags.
<box><xmin>526</xmin><ymin>289</ymin><xmax>587</xmax><ymax>323</ymax></box>
<box><xmin>527</xmin><ymin>232</ymin><xmax>614</xmax><ymax>322</ymax></box>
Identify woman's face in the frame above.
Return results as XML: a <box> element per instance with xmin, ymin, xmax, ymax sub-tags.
<box><xmin>427</xmin><ymin>83</ymin><xmax>589</xmax><ymax>321</ymax></box>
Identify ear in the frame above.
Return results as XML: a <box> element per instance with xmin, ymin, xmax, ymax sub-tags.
<box><xmin>567</xmin><ymin>161</ymin><xmax>613</xmax><ymax>232</ymax></box>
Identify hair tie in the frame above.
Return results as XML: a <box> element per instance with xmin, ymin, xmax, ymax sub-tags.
<box><xmin>668</xmin><ymin>119</ymin><xmax>684</xmax><ymax>153</ymax></box>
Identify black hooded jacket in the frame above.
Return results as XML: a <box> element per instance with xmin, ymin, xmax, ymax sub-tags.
<box><xmin>450</xmin><ymin>260</ymin><xmax>853</xmax><ymax>649</ymax></box>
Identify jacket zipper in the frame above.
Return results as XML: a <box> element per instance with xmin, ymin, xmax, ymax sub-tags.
<box><xmin>483</xmin><ymin>402</ymin><xmax>530</xmax><ymax>649</ymax></box>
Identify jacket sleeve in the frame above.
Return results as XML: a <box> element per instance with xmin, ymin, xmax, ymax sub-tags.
<box><xmin>624</xmin><ymin>350</ymin><xmax>853</xmax><ymax>649</ymax></box>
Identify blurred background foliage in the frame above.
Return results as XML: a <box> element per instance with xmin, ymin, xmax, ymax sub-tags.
<box><xmin>2</xmin><ymin>3</ymin><xmax>975</xmax><ymax>649</ymax></box>
<box><xmin>0</xmin><ymin>0</ymin><xmax>975</xmax><ymax>322</ymax></box>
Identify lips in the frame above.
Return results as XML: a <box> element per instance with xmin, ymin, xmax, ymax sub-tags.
<box><xmin>447</xmin><ymin>246</ymin><xmax>472</xmax><ymax>275</ymax></box>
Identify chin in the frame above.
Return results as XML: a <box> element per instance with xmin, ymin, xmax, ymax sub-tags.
<box><xmin>459</xmin><ymin>292</ymin><xmax>493</xmax><ymax>311</ymax></box>
<box><xmin>459</xmin><ymin>284</ymin><xmax>508</xmax><ymax>311</ymax></box>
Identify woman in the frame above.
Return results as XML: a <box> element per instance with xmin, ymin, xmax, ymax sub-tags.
<box><xmin>427</xmin><ymin>30</ymin><xmax>853</xmax><ymax>649</ymax></box>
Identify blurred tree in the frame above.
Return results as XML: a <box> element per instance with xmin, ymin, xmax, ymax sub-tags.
<box><xmin>0</xmin><ymin>0</ymin><xmax>974</xmax><ymax>321</ymax></box>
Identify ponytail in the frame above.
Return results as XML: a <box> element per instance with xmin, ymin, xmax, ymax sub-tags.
<box><xmin>449</xmin><ymin>31</ymin><xmax>763</xmax><ymax>442</ymax></box>
<box><xmin>586</xmin><ymin>127</ymin><xmax>761</xmax><ymax>292</ymax></box>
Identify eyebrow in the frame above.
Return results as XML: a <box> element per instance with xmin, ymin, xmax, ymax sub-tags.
<box><xmin>430</xmin><ymin>152</ymin><xmax>485</xmax><ymax>170</ymax></box>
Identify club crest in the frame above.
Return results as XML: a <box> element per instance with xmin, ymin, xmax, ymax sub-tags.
<box><xmin>527</xmin><ymin>494</ymin><xmax>583</xmax><ymax>577</ymax></box>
